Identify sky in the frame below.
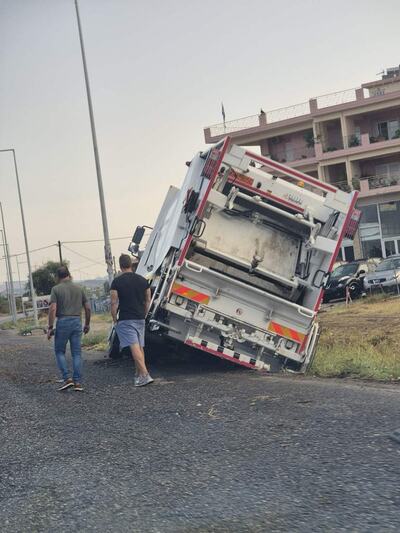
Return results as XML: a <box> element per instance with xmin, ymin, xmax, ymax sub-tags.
<box><xmin>1</xmin><ymin>0</ymin><xmax>400</xmax><ymax>285</ymax></box>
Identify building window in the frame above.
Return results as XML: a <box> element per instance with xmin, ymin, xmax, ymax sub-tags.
<box><xmin>379</xmin><ymin>201</ymin><xmax>400</xmax><ymax>237</ymax></box>
<box><xmin>377</xmin><ymin>120</ymin><xmax>399</xmax><ymax>140</ymax></box>
<box><xmin>362</xmin><ymin>239</ymin><xmax>383</xmax><ymax>258</ymax></box>
<box><xmin>360</xmin><ymin>204</ymin><xmax>379</xmax><ymax>223</ymax></box>
<box><xmin>344</xmin><ymin>246</ymin><xmax>355</xmax><ymax>261</ymax></box>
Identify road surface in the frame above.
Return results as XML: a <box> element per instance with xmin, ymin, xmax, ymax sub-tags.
<box><xmin>0</xmin><ymin>330</ymin><xmax>399</xmax><ymax>532</ymax></box>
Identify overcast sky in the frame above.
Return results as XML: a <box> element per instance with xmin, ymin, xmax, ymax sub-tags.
<box><xmin>1</xmin><ymin>0</ymin><xmax>399</xmax><ymax>283</ymax></box>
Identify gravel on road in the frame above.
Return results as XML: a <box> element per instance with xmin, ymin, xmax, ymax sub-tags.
<box><xmin>0</xmin><ymin>330</ymin><xmax>399</xmax><ymax>532</ymax></box>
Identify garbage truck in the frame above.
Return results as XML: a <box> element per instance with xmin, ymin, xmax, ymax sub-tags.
<box><xmin>129</xmin><ymin>137</ymin><xmax>360</xmax><ymax>372</ymax></box>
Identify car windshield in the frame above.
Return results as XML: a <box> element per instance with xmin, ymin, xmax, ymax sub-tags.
<box><xmin>375</xmin><ymin>258</ymin><xmax>400</xmax><ymax>271</ymax></box>
<box><xmin>330</xmin><ymin>264</ymin><xmax>358</xmax><ymax>278</ymax></box>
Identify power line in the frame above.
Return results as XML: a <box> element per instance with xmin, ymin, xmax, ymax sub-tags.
<box><xmin>62</xmin><ymin>236</ymin><xmax>131</xmax><ymax>244</ymax></box>
<box><xmin>0</xmin><ymin>244</ymin><xmax>57</xmax><ymax>260</ymax></box>
<box><xmin>0</xmin><ymin>236</ymin><xmax>131</xmax><ymax>261</ymax></box>
<box><xmin>62</xmin><ymin>244</ymin><xmax>104</xmax><ymax>267</ymax></box>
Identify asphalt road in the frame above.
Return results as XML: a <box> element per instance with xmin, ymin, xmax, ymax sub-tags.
<box><xmin>1</xmin><ymin>330</ymin><xmax>399</xmax><ymax>532</ymax></box>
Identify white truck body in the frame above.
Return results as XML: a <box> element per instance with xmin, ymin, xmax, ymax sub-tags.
<box><xmin>134</xmin><ymin>138</ymin><xmax>359</xmax><ymax>372</ymax></box>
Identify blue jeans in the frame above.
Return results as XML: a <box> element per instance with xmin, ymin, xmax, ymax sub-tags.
<box><xmin>54</xmin><ymin>317</ymin><xmax>83</xmax><ymax>382</ymax></box>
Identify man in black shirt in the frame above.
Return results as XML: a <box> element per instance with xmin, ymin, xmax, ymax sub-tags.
<box><xmin>110</xmin><ymin>254</ymin><xmax>153</xmax><ymax>387</ymax></box>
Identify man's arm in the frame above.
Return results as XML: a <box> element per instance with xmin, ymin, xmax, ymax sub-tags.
<box><xmin>47</xmin><ymin>302</ymin><xmax>57</xmax><ymax>340</ymax></box>
<box><xmin>83</xmin><ymin>302</ymin><xmax>91</xmax><ymax>334</ymax></box>
<box><xmin>144</xmin><ymin>288</ymin><xmax>151</xmax><ymax>317</ymax></box>
<box><xmin>110</xmin><ymin>289</ymin><xmax>119</xmax><ymax>324</ymax></box>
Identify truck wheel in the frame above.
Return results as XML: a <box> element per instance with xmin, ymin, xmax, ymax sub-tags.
<box><xmin>108</xmin><ymin>327</ymin><xmax>122</xmax><ymax>359</ymax></box>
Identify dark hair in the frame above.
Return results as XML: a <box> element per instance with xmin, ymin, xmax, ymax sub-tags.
<box><xmin>119</xmin><ymin>254</ymin><xmax>133</xmax><ymax>270</ymax></box>
<box><xmin>57</xmin><ymin>266</ymin><xmax>70</xmax><ymax>279</ymax></box>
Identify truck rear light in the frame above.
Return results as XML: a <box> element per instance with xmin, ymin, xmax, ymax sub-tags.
<box><xmin>175</xmin><ymin>295</ymin><xmax>185</xmax><ymax>306</ymax></box>
<box><xmin>285</xmin><ymin>339</ymin><xmax>295</xmax><ymax>350</ymax></box>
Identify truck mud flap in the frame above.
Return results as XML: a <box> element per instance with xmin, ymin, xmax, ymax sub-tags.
<box><xmin>185</xmin><ymin>336</ymin><xmax>270</xmax><ymax>371</ymax></box>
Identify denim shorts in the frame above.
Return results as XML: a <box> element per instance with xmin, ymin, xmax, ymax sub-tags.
<box><xmin>116</xmin><ymin>319</ymin><xmax>145</xmax><ymax>348</ymax></box>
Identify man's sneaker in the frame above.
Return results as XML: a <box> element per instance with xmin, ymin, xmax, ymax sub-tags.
<box><xmin>57</xmin><ymin>379</ymin><xmax>74</xmax><ymax>391</ymax></box>
<box><xmin>134</xmin><ymin>374</ymin><xmax>154</xmax><ymax>387</ymax></box>
<box><xmin>74</xmin><ymin>383</ymin><xmax>84</xmax><ymax>392</ymax></box>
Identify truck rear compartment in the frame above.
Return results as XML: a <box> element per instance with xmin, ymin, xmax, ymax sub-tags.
<box><xmin>158</xmin><ymin>260</ymin><xmax>315</xmax><ymax>372</ymax></box>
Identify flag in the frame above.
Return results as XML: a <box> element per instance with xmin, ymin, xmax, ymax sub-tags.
<box><xmin>221</xmin><ymin>102</ymin><xmax>226</xmax><ymax>124</ymax></box>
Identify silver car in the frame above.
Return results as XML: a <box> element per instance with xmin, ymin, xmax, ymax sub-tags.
<box><xmin>364</xmin><ymin>255</ymin><xmax>400</xmax><ymax>292</ymax></box>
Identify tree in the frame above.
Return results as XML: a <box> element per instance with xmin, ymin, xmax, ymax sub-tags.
<box><xmin>28</xmin><ymin>261</ymin><xmax>69</xmax><ymax>296</ymax></box>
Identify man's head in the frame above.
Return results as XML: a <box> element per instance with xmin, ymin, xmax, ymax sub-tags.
<box><xmin>56</xmin><ymin>266</ymin><xmax>71</xmax><ymax>281</ymax></box>
<box><xmin>119</xmin><ymin>254</ymin><xmax>133</xmax><ymax>272</ymax></box>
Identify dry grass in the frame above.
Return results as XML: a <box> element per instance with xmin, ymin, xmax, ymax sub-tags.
<box><xmin>81</xmin><ymin>314</ymin><xmax>112</xmax><ymax>350</ymax></box>
<box><xmin>311</xmin><ymin>294</ymin><xmax>400</xmax><ymax>380</ymax></box>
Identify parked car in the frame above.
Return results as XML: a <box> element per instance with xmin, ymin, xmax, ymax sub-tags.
<box><xmin>323</xmin><ymin>259</ymin><xmax>379</xmax><ymax>302</ymax></box>
<box><xmin>364</xmin><ymin>255</ymin><xmax>400</xmax><ymax>293</ymax></box>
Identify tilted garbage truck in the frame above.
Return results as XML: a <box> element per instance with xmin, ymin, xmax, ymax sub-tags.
<box><xmin>130</xmin><ymin>138</ymin><xmax>359</xmax><ymax>372</ymax></box>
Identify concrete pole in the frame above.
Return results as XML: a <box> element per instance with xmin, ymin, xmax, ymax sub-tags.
<box><xmin>74</xmin><ymin>0</ymin><xmax>114</xmax><ymax>286</ymax></box>
<box><xmin>0</xmin><ymin>204</ymin><xmax>17</xmax><ymax>324</ymax></box>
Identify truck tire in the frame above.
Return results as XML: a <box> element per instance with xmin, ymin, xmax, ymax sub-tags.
<box><xmin>108</xmin><ymin>327</ymin><xmax>122</xmax><ymax>359</ymax></box>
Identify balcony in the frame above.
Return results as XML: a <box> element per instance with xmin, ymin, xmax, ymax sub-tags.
<box><xmin>361</xmin><ymin>173</ymin><xmax>400</xmax><ymax>189</ymax></box>
<box><xmin>267</xmin><ymin>131</ymin><xmax>316</xmax><ymax>164</ymax></box>
<box><xmin>205</xmin><ymin>84</ymin><xmax>400</xmax><ymax>143</ymax></box>
<box><xmin>357</xmin><ymin>173</ymin><xmax>400</xmax><ymax>198</ymax></box>
<box><xmin>369</xmin><ymin>130</ymin><xmax>400</xmax><ymax>144</ymax></box>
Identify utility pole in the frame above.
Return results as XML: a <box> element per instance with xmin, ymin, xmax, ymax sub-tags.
<box><xmin>0</xmin><ymin>230</ymin><xmax>12</xmax><ymax>317</ymax></box>
<box><xmin>0</xmin><ymin>203</ymin><xmax>17</xmax><ymax>324</ymax></box>
<box><xmin>74</xmin><ymin>0</ymin><xmax>114</xmax><ymax>286</ymax></box>
<box><xmin>57</xmin><ymin>240</ymin><xmax>63</xmax><ymax>264</ymax></box>
<box><xmin>0</xmin><ymin>148</ymin><xmax>38</xmax><ymax>326</ymax></box>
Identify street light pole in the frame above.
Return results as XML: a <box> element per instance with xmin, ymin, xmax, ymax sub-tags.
<box><xmin>0</xmin><ymin>203</ymin><xmax>17</xmax><ymax>324</ymax></box>
<box><xmin>0</xmin><ymin>230</ymin><xmax>12</xmax><ymax>318</ymax></box>
<box><xmin>74</xmin><ymin>0</ymin><xmax>114</xmax><ymax>286</ymax></box>
<box><xmin>0</xmin><ymin>148</ymin><xmax>38</xmax><ymax>325</ymax></box>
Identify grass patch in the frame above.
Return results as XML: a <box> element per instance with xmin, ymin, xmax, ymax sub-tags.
<box><xmin>312</xmin><ymin>294</ymin><xmax>400</xmax><ymax>380</ymax></box>
<box><xmin>0</xmin><ymin>320</ymin><xmax>16</xmax><ymax>330</ymax></box>
<box><xmin>82</xmin><ymin>331</ymin><xmax>109</xmax><ymax>351</ymax></box>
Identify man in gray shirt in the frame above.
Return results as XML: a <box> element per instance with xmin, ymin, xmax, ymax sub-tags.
<box><xmin>47</xmin><ymin>266</ymin><xmax>91</xmax><ymax>391</ymax></box>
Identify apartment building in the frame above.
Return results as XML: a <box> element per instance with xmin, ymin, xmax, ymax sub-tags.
<box><xmin>204</xmin><ymin>66</ymin><xmax>400</xmax><ymax>262</ymax></box>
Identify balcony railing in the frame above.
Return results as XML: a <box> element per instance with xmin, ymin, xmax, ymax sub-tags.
<box><xmin>208</xmin><ymin>102</ymin><xmax>311</xmax><ymax>137</ymax></box>
<box><xmin>343</xmin><ymin>133</ymin><xmax>362</xmax><ymax>149</ymax></box>
<box><xmin>360</xmin><ymin>174</ymin><xmax>400</xmax><ymax>190</ymax></box>
<box><xmin>320</xmin><ymin>135</ymin><xmax>344</xmax><ymax>153</ymax></box>
<box><xmin>369</xmin><ymin>131</ymin><xmax>400</xmax><ymax>144</ymax></box>
<box><xmin>205</xmin><ymin>84</ymin><xmax>400</xmax><ymax>139</ymax></box>
<box><xmin>268</xmin><ymin>144</ymin><xmax>316</xmax><ymax>163</ymax></box>
<box><xmin>208</xmin><ymin>114</ymin><xmax>260</xmax><ymax>137</ymax></box>
<box><xmin>316</xmin><ymin>88</ymin><xmax>358</xmax><ymax>109</ymax></box>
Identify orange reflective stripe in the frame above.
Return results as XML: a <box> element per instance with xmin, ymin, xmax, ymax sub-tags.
<box><xmin>233</xmin><ymin>172</ymin><xmax>254</xmax><ymax>187</ymax></box>
<box><xmin>268</xmin><ymin>321</ymin><xmax>305</xmax><ymax>343</ymax></box>
<box><xmin>171</xmin><ymin>283</ymin><xmax>210</xmax><ymax>304</ymax></box>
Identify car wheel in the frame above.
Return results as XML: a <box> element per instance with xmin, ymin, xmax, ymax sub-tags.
<box><xmin>348</xmin><ymin>282</ymin><xmax>361</xmax><ymax>299</ymax></box>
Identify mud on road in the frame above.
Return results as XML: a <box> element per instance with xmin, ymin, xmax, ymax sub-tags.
<box><xmin>1</xmin><ymin>330</ymin><xmax>400</xmax><ymax>532</ymax></box>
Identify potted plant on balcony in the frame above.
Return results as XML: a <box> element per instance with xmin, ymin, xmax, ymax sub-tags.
<box><xmin>348</xmin><ymin>134</ymin><xmax>360</xmax><ymax>147</ymax></box>
<box><xmin>303</xmin><ymin>130</ymin><xmax>315</xmax><ymax>148</ymax></box>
